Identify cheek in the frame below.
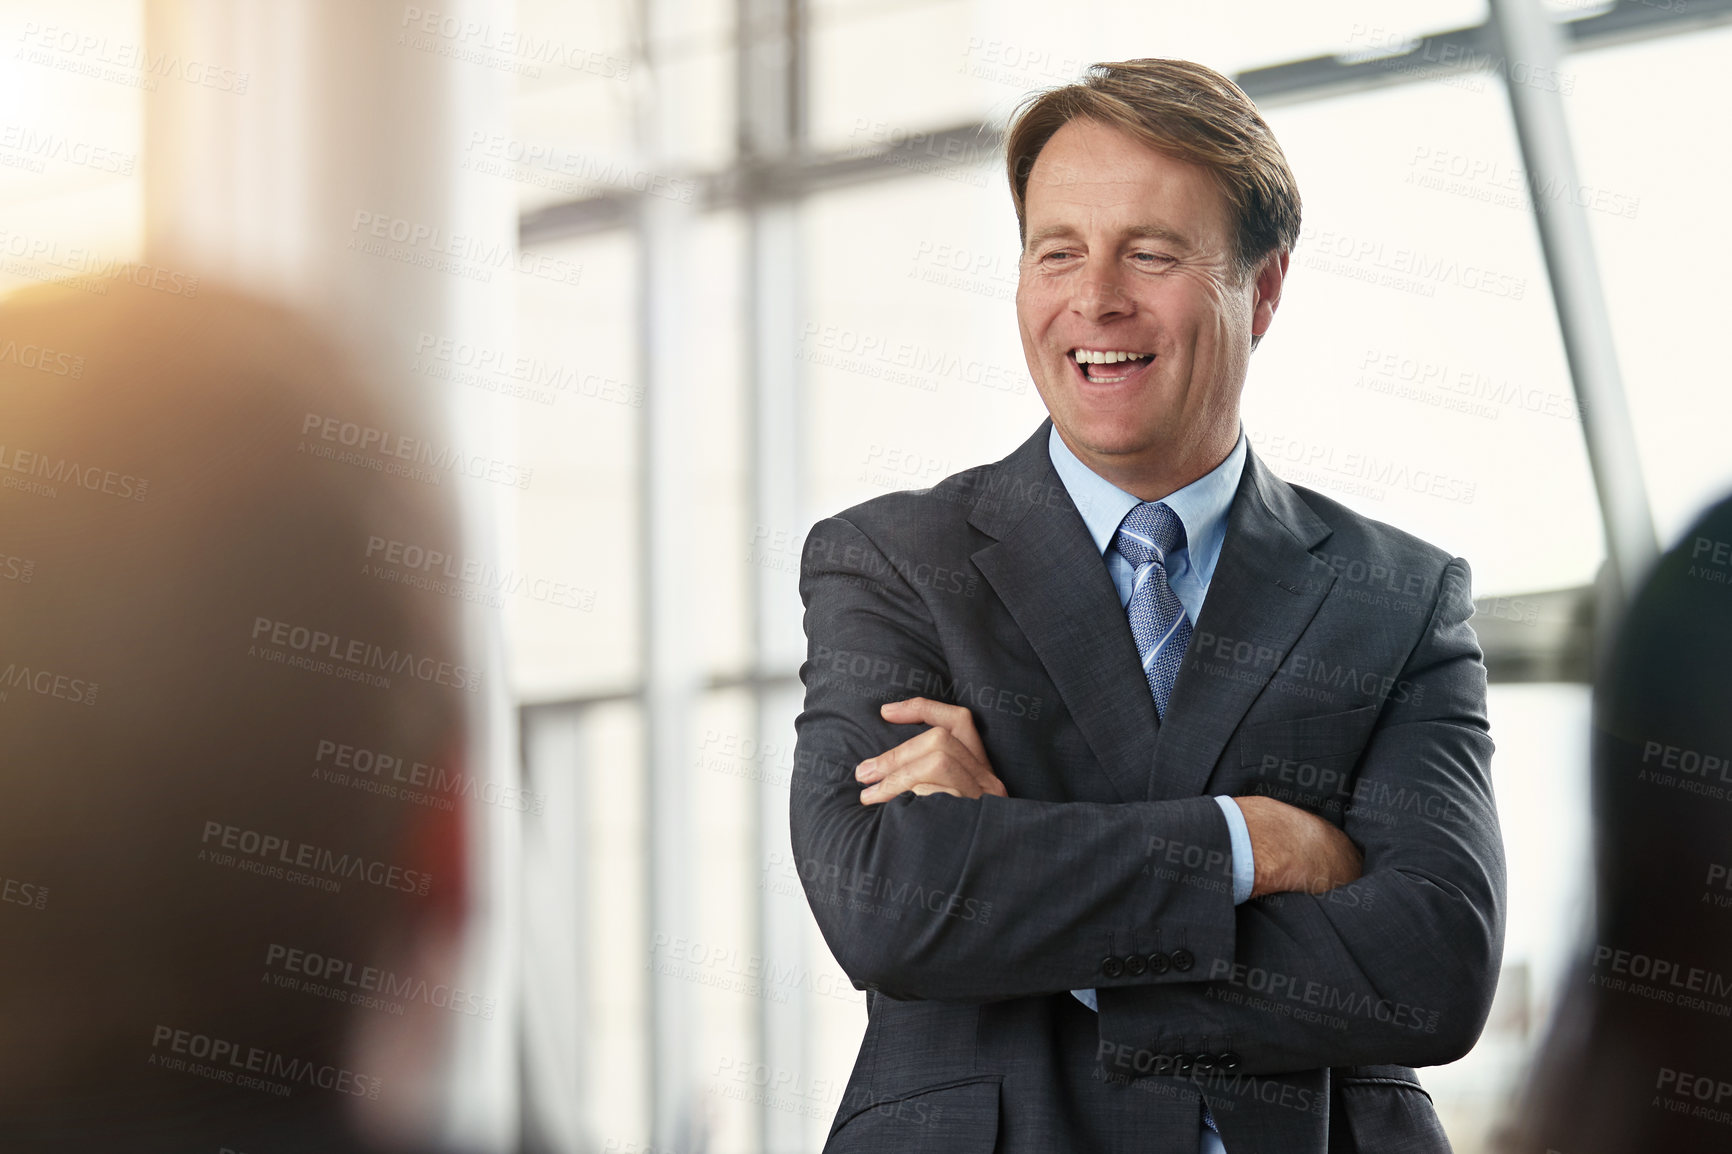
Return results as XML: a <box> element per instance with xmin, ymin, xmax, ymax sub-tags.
<box><xmin>1158</xmin><ymin>279</ymin><xmax>1243</xmax><ymax>343</ymax></box>
<box><xmin>1016</xmin><ymin>273</ymin><xmax>1052</xmax><ymax>305</ymax></box>
<box><xmin>1016</xmin><ymin>291</ymin><xmax>1063</xmax><ymax>341</ymax></box>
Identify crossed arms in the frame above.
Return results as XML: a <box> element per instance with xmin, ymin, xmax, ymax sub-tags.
<box><xmin>790</xmin><ymin>514</ymin><xmax>1506</xmax><ymax>1076</ymax></box>
<box><xmin>856</xmin><ymin>696</ymin><xmax>1364</xmax><ymax>901</ymax></box>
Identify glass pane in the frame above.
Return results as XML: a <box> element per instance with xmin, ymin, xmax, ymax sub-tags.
<box><xmin>510</xmin><ymin>78</ymin><xmax>640</xmax><ymax>219</ymax></box>
<box><xmin>808</xmin><ymin>0</ymin><xmax>982</xmax><ymax>153</ymax></box>
<box><xmin>685</xmin><ymin>689</ymin><xmax>763</xmax><ymax>1154</ymax></box>
<box><xmin>512</xmin><ymin>231</ymin><xmax>640</xmax><ymax>699</ymax></box>
<box><xmin>802</xmin><ymin>172</ymin><xmax>1048</xmax><ymax>521</ymax></box>
<box><xmin>1253</xmin><ymin>77</ymin><xmax>1603</xmax><ymax>597</ymax></box>
<box><xmin>1565</xmin><ymin>24</ymin><xmax>1732</xmax><ymax>547</ymax></box>
<box><xmin>0</xmin><ymin>0</ymin><xmax>144</xmax><ymax>293</ymax></box>
<box><xmin>1427</xmin><ymin>683</ymin><xmax>1591</xmax><ymax>1149</ymax></box>
<box><xmin>807</xmin><ymin>0</ymin><xmax>1490</xmax><ymax>152</ymax></box>
<box><xmin>520</xmin><ymin>700</ymin><xmax>650</xmax><ymax>1149</ymax></box>
<box><xmin>513</xmin><ymin>0</ymin><xmax>637</xmax><ymax>153</ymax></box>
<box><xmin>513</xmin><ymin>0</ymin><xmax>731</xmax><ymax>218</ymax></box>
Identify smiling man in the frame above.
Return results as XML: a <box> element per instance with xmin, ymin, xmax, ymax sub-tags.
<box><xmin>791</xmin><ymin>59</ymin><xmax>1505</xmax><ymax>1154</ymax></box>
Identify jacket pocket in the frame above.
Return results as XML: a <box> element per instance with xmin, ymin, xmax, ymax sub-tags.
<box><xmin>825</xmin><ymin>1075</ymin><xmax>1001</xmax><ymax>1154</ymax></box>
<box><xmin>1239</xmin><ymin>705</ymin><xmax>1380</xmax><ymax>768</ymax></box>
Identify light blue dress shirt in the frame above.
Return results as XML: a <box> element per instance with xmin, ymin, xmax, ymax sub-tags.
<box><xmin>1051</xmin><ymin>426</ymin><xmax>1249</xmax><ymax>1152</ymax></box>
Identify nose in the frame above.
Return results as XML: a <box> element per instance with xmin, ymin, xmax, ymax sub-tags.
<box><xmin>1068</xmin><ymin>262</ymin><xmax>1134</xmax><ymax>324</ymax></box>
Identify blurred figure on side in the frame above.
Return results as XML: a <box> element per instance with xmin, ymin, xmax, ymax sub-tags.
<box><xmin>1500</xmin><ymin>494</ymin><xmax>1732</xmax><ymax>1153</ymax></box>
<box><xmin>0</xmin><ymin>279</ymin><xmax>482</xmax><ymax>1153</ymax></box>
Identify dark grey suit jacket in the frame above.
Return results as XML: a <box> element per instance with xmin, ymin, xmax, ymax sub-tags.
<box><xmin>791</xmin><ymin>419</ymin><xmax>1506</xmax><ymax>1154</ymax></box>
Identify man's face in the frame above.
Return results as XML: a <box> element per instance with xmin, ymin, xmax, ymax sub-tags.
<box><xmin>1015</xmin><ymin>117</ymin><xmax>1283</xmax><ymax>494</ymax></box>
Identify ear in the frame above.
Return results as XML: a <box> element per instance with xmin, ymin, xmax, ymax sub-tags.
<box><xmin>398</xmin><ymin>742</ymin><xmax>469</xmax><ymax>928</ymax></box>
<box><xmin>1250</xmin><ymin>249</ymin><xmax>1289</xmax><ymax>340</ymax></box>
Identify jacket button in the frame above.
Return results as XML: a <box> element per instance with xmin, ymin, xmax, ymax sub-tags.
<box><xmin>1101</xmin><ymin>955</ymin><xmax>1125</xmax><ymax>978</ymax></box>
<box><xmin>1153</xmin><ymin>1054</ymin><xmax>1174</xmax><ymax>1075</ymax></box>
<box><xmin>1170</xmin><ymin>948</ymin><xmax>1195</xmax><ymax>972</ymax></box>
<box><xmin>1147</xmin><ymin>951</ymin><xmax>1170</xmax><ymax>974</ymax></box>
<box><xmin>1193</xmin><ymin>1052</ymin><xmax>1215</xmax><ymax>1072</ymax></box>
<box><xmin>1218</xmin><ymin>1051</ymin><xmax>1240</xmax><ymax>1071</ymax></box>
<box><xmin>1124</xmin><ymin>954</ymin><xmax>1148</xmax><ymax>976</ymax></box>
<box><xmin>1174</xmin><ymin>1054</ymin><xmax>1193</xmax><ymax>1074</ymax></box>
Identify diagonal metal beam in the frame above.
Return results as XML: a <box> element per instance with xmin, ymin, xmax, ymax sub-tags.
<box><xmin>1489</xmin><ymin>0</ymin><xmax>1659</xmax><ymax>606</ymax></box>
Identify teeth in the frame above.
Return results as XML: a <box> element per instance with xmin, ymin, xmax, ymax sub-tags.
<box><xmin>1073</xmin><ymin>350</ymin><xmax>1150</xmax><ymax>364</ymax></box>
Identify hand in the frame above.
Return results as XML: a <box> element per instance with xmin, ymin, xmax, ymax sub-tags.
<box><xmin>1235</xmin><ymin>795</ymin><xmax>1363</xmax><ymax>898</ymax></box>
<box><xmin>855</xmin><ymin>697</ymin><xmax>1008</xmax><ymax>805</ymax></box>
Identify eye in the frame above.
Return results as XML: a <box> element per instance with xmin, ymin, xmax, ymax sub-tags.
<box><xmin>1132</xmin><ymin>251</ymin><xmax>1176</xmax><ymax>268</ymax></box>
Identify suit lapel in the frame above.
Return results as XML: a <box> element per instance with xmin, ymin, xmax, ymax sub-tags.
<box><xmin>968</xmin><ymin>424</ymin><xmax>1341</xmax><ymax>805</ymax></box>
<box><xmin>1147</xmin><ymin>447</ymin><xmax>1339</xmax><ymax>800</ymax></box>
<box><xmin>969</xmin><ymin>420</ymin><xmax>1160</xmax><ymax>804</ymax></box>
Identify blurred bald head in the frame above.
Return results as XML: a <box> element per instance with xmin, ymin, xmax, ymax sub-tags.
<box><xmin>0</xmin><ymin>280</ymin><xmax>475</xmax><ymax>1150</ymax></box>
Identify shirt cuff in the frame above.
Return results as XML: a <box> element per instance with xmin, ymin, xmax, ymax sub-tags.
<box><xmin>1071</xmin><ymin>988</ymin><xmax>1099</xmax><ymax>1012</ymax></box>
<box><xmin>1213</xmin><ymin>795</ymin><xmax>1255</xmax><ymax>905</ymax></box>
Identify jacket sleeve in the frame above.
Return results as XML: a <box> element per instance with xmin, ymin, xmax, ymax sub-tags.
<box><xmin>791</xmin><ymin>514</ymin><xmax>1239</xmax><ymax>1002</ymax></box>
<box><xmin>1094</xmin><ymin>557</ymin><xmax>1507</xmax><ymax>1075</ymax></box>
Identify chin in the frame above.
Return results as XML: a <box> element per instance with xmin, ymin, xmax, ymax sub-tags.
<box><xmin>1068</xmin><ymin>418</ymin><xmax>1158</xmax><ymax>459</ymax></box>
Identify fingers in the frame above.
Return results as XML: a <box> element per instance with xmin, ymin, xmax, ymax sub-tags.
<box><xmin>854</xmin><ymin>699</ymin><xmax>1003</xmax><ymax>806</ymax></box>
<box><xmin>855</xmin><ymin>724</ymin><xmax>953</xmax><ymax>784</ymax></box>
<box><xmin>879</xmin><ymin>697</ymin><xmax>988</xmax><ymax>763</ymax></box>
<box><xmin>860</xmin><ymin>746</ymin><xmax>997</xmax><ymax>804</ymax></box>
<box><xmin>909</xmin><ymin>783</ymin><xmax>964</xmax><ymax>798</ymax></box>
<box><xmin>855</xmin><ymin>726</ymin><xmax>1006</xmax><ymax>805</ymax></box>
<box><xmin>859</xmin><ymin>749</ymin><xmax>971</xmax><ymax>804</ymax></box>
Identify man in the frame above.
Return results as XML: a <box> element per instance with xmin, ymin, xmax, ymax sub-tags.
<box><xmin>791</xmin><ymin>59</ymin><xmax>1505</xmax><ymax>1153</ymax></box>
<box><xmin>0</xmin><ymin>281</ymin><xmax>479</xmax><ymax>1152</ymax></box>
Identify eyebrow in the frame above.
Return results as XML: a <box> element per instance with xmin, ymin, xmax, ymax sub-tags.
<box><xmin>1024</xmin><ymin>223</ymin><xmax>1194</xmax><ymax>250</ymax></box>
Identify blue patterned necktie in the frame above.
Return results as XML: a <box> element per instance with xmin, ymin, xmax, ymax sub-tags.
<box><xmin>1112</xmin><ymin>502</ymin><xmax>1218</xmax><ymax>1138</ymax></box>
<box><xmin>1113</xmin><ymin>501</ymin><xmax>1193</xmax><ymax>720</ymax></box>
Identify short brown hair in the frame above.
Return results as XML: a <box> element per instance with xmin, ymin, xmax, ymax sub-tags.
<box><xmin>1005</xmin><ymin>58</ymin><xmax>1301</xmax><ymax>279</ymax></box>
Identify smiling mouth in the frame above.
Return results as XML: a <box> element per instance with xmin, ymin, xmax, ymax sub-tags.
<box><xmin>1069</xmin><ymin>348</ymin><xmax>1153</xmax><ymax>383</ymax></box>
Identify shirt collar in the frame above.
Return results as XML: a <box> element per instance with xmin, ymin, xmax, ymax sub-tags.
<box><xmin>1046</xmin><ymin>423</ymin><xmax>1247</xmax><ymax>585</ymax></box>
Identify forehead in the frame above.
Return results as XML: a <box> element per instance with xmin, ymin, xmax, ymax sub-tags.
<box><xmin>1023</xmin><ymin>118</ymin><xmax>1232</xmax><ymax>243</ymax></box>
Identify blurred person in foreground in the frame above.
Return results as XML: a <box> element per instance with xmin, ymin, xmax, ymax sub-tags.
<box><xmin>0</xmin><ymin>279</ymin><xmax>483</xmax><ymax>1152</ymax></box>
<box><xmin>1498</xmin><ymin>496</ymin><xmax>1732</xmax><ymax>1153</ymax></box>
<box><xmin>791</xmin><ymin>58</ymin><xmax>1505</xmax><ymax>1152</ymax></box>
